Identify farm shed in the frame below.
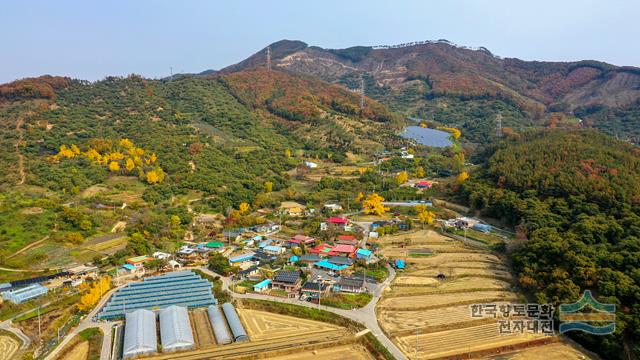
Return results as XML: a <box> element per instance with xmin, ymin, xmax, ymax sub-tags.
<box><xmin>123</xmin><ymin>309</ymin><xmax>157</xmax><ymax>359</ymax></box>
<box><xmin>229</xmin><ymin>253</ymin><xmax>255</xmax><ymax>264</ymax></box>
<box><xmin>222</xmin><ymin>303</ymin><xmax>249</xmax><ymax>342</ymax></box>
<box><xmin>207</xmin><ymin>305</ymin><xmax>232</xmax><ymax>345</ymax></box>
<box><xmin>159</xmin><ymin>305</ymin><xmax>195</xmax><ymax>353</ymax></box>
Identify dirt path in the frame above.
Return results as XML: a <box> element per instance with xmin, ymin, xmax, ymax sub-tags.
<box><xmin>8</xmin><ymin>235</ymin><xmax>49</xmax><ymax>259</ymax></box>
<box><xmin>15</xmin><ymin>117</ymin><xmax>25</xmax><ymax>185</ymax></box>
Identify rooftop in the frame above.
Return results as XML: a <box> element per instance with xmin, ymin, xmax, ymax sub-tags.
<box><xmin>273</xmin><ymin>270</ymin><xmax>300</xmax><ymax>284</ymax></box>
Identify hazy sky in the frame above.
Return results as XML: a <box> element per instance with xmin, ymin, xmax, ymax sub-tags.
<box><xmin>1</xmin><ymin>0</ymin><xmax>638</xmax><ymax>83</ymax></box>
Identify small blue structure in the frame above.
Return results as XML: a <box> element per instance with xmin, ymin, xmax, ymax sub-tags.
<box><xmin>472</xmin><ymin>223</ymin><xmax>492</xmax><ymax>233</ymax></box>
<box><xmin>253</xmin><ymin>279</ymin><xmax>271</xmax><ymax>292</ymax></box>
<box><xmin>123</xmin><ymin>264</ymin><xmax>136</xmax><ymax>271</ymax></box>
<box><xmin>356</xmin><ymin>248</ymin><xmax>373</xmax><ymax>260</ymax></box>
<box><xmin>314</xmin><ymin>260</ymin><xmax>349</xmax><ymax>271</ymax></box>
<box><xmin>395</xmin><ymin>259</ymin><xmax>406</xmax><ymax>270</ymax></box>
<box><xmin>229</xmin><ymin>253</ymin><xmax>255</xmax><ymax>264</ymax></box>
<box><xmin>289</xmin><ymin>255</ymin><xmax>299</xmax><ymax>264</ymax></box>
<box><xmin>252</xmin><ymin>235</ymin><xmax>263</xmax><ymax>242</ymax></box>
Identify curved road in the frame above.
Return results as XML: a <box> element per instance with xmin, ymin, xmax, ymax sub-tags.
<box><xmin>198</xmin><ymin>266</ymin><xmax>407</xmax><ymax>360</ymax></box>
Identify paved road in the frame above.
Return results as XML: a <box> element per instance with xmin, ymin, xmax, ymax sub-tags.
<box><xmin>0</xmin><ymin>320</ymin><xmax>31</xmax><ymax>350</ymax></box>
<box><xmin>45</xmin><ymin>285</ymin><xmax>121</xmax><ymax>360</ymax></box>
<box><xmin>198</xmin><ymin>266</ymin><xmax>407</xmax><ymax>360</ymax></box>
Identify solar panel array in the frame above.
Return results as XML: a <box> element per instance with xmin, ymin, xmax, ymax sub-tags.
<box><xmin>273</xmin><ymin>270</ymin><xmax>300</xmax><ymax>284</ymax></box>
<box><xmin>98</xmin><ymin>271</ymin><xmax>217</xmax><ymax>320</ymax></box>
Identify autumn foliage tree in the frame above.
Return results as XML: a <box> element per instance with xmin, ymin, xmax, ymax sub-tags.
<box><xmin>77</xmin><ymin>276</ymin><xmax>111</xmax><ymax>312</ymax></box>
<box><xmin>415</xmin><ymin>205</ymin><xmax>435</xmax><ymax>228</ymax></box>
<box><xmin>395</xmin><ymin>171</ymin><xmax>409</xmax><ymax>185</ymax></box>
<box><xmin>362</xmin><ymin>193</ymin><xmax>389</xmax><ymax>216</ymax></box>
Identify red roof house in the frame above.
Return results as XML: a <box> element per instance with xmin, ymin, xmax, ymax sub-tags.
<box><xmin>330</xmin><ymin>244</ymin><xmax>357</xmax><ymax>257</ymax></box>
<box><xmin>416</xmin><ymin>181</ymin><xmax>432</xmax><ymax>189</ymax></box>
<box><xmin>327</xmin><ymin>217</ymin><xmax>349</xmax><ymax>225</ymax></box>
<box><xmin>336</xmin><ymin>235</ymin><xmax>358</xmax><ymax>246</ymax></box>
<box><xmin>308</xmin><ymin>243</ymin><xmax>336</xmax><ymax>256</ymax></box>
<box><xmin>288</xmin><ymin>234</ymin><xmax>316</xmax><ymax>245</ymax></box>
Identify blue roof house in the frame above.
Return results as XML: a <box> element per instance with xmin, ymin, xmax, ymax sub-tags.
<box><xmin>253</xmin><ymin>279</ymin><xmax>272</xmax><ymax>292</ymax></box>
<box><xmin>356</xmin><ymin>248</ymin><xmax>373</xmax><ymax>261</ymax></box>
<box><xmin>395</xmin><ymin>259</ymin><xmax>406</xmax><ymax>270</ymax></box>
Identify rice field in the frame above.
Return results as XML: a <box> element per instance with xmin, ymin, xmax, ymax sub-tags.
<box><xmin>374</xmin><ymin>229</ymin><xmax>586</xmax><ymax>359</ymax></box>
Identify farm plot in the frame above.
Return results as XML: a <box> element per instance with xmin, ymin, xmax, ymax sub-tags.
<box><xmin>481</xmin><ymin>340</ymin><xmax>598</xmax><ymax>360</ymax></box>
<box><xmin>378</xmin><ymin>290</ymin><xmax>518</xmax><ymax>310</ymax></box>
<box><xmin>238</xmin><ymin>309</ymin><xmax>343</xmax><ymax>342</ymax></box>
<box><xmin>0</xmin><ymin>333</ymin><xmax>20</xmax><ymax>360</ymax></box>
<box><xmin>395</xmin><ymin>322</ymin><xmax>546</xmax><ymax>360</ymax></box>
<box><xmin>379</xmin><ymin>303</ymin><xmax>507</xmax><ymax>335</ymax></box>
<box><xmin>404</xmin><ymin>252</ymin><xmax>503</xmax><ymax>267</ymax></box>
<box><xmin>407</xmin><ymin>266</ymin><xmax>511</xmax><ymax>279</ymax></box>
<box><xmin>267</xmin><ymin>344</ymin><xmax>374</xmax><ymax>360</ymax></box>
<box><xmin>389</xmin><ymin>277</ymin><xmax>512</xmax><ymax>296</ymax></box>
<box><xmin>191</xmin><ymin>309</ymin><xmax>216</xmax><ymax>348</ymax></box>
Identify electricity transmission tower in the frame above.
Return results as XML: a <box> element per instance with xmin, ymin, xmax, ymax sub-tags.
<box><xmin>496</xmin><ymin>112</ymin><xmax>503</xmax><ymax>137</ymax></box>
<box><xmin>360</xmin><ymin>75</ymin><xmax>365</xmax><ymax>110</ymax></box>
<box><xmin>266</xmin><ymin>46</ymin><xmax>272</xmax><ymax>71</ymax></box>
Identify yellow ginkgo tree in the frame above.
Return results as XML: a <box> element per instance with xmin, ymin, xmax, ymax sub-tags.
<box><xmin>362</xmin><ymin>193</ymin><xmax>389</xmax><ymax>216</ymax></box>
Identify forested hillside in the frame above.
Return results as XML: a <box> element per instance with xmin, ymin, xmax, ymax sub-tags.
<box><xmin>460</xmin><ymin>130</ymin><xmax>640</xmax><ymax>359</ymax></box>
<box><xmin>0</xmin><ymin>71</ymin><xmax>397</xmax><ymax>209</ymax></box>
<box><xmin>216</xmin><ymin>40</ymin><xmax>640</xmax><ymax>143</ymax></box>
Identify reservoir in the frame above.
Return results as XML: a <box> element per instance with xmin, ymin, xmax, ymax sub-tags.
<box><xmin>401</xmin><ymin>126</ymin><xmax>453</xmax><ymax>147</ymax></box>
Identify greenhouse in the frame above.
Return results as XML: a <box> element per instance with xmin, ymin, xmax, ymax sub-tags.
<box><xmin>207</xmin><ymin>305</ymin><xmax>232</xmax><ymax>345</ymax></box>
<box><xmin>98</xmin><ymin>270</ymin><xmax>217</xmax><ymax>319</ymax></box>
<box><xmin>222</xmin><ymin>303</ymin><xmax>249</xmax><ymax>342</ymax></box>
<box><xmin>1</xmin><ymin>284</ymin><xmax>48</xmax><ymax>304</ymax></box>
<box><xmin>123</xmin><ymin>309</ymin><xmax>157</xmax><ymax>359</ymax></box>
<box><xmin>159</xmin><ymin>305</ymin><xmax>195</xmax><ymax>352</ymax></box>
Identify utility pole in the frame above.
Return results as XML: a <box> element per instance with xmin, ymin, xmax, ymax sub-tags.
<box><xmin>496</xmin><ymin>112</ymin><xmax>503</xmax><ymax>138</ymax></box>
<box><xmin>170</xmin><ymin>67</ymin><xmax>173</xmax><ymax>82</ymax></box>
<box><xmin>37</xmin><ymin>306</ymin><xmax>42</xmax><ymax>343</ymax></box>
<box><xmin>266</xmin><ymin>46</ymin><xmax>272</xmax><ymax>71</ymax></box>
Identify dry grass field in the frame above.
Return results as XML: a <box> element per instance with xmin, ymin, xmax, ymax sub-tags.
<box><xmin>395</xmin><ymin>323</ymin><xmax>544</xmax><ymax>360</ymax></box>
<box><xmin>266</xmin><ymin>344</ymin><xmax>374</xmax><ymax>360</ymax></box>
<box><xmin>481</xmin><ymin>340</ymin><xmax>598</xmax><ymax>360</ymax></box>
<box><xmin>191</xmin><ymin>309</ymin><xmax>216</xmax><ymax>348</ymax></box>
<box><xmin>374</xmin><ymin>229</ymin><xmax>587</xmax><ymax>359</ymax></box>
<box><xmin>0</xmin><ymin>333</ymin><xmax>20</xmax><ymax>360</ymax></box>
<box><xmin>238</xmin><ymin>308</ymin><xmax>343</xmax><ymax>341</ymax></box>
<box><xmin>59</xmin><ymin>341</ymin><xmax>89</xmax><ymax>360</ymax></box>
<box><xmin>146</xmin><ymin>309</ymin><xmax>361</xmax><ymax>360</ymax></box>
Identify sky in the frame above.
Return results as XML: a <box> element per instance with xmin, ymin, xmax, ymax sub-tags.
<box><xmin>1</xmin><ymin>0</ymin><xmax>638</xmax><ymax>83</ymax></box>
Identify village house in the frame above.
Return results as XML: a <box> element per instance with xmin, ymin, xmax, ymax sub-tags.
<box><xmin>327</xmin><ymin>256</ymin><xmax>354</xmax><ymax>267</ymax></box>
<box><xmin>356</xmin><ymin>248</ymin><xmax>374</xmax><ymax>262</ymax></box>
<box><xmin>297</xmin><ymin>254</ymin><xmax>322</xmax><ymax>263</ymax></box>
<box><xmin>126</xmin><ymin>255</ymin><xmax>153</xmax><ymax>269</ymax></box>
<box><xmin>326</xmin><ymin>217</ymin><xmax>349</xmax><ymax>229</ymax></box>
<box><xmin>301</xmin><ymin>281</ymin><xmax>331</xmax><ymax>300</ymax></box>
<box><xmin>272</xmin><ymin>271</ymin><xmax>302</xmax><ymax>296</ymax></box>
<box><xmin>253</xmin><ymin>279</ymin><xmax>272</xmax><ymax>293</ymax></box>
<box><xmin>330</xmin><ymin>244</ymin><xmax>357</xmax><ymax>258</ymax></box>
<box><xmin>333</xmin><ymin>276</ymin><xmax>366</xmax><ymax>293</ymax></box>
<box><xmin>237</xmin><ymin>266</ymin><xmax>260</xmax><ymax>281</ymax></box>
<box><xmin>323</xmin><ymin>203</ymin><xmax>343</xmax><ymax>212</ymax></box>
<box><xmin>308</xmin><ymin>243</ymin><xmax>336</xmax><ymax>257</ymax></box>
<box><xmin>335</xmin><ymin>235</ymin><xmax>359</xmax><ymax>246</ymax></box>
<box><xmin>262</xmin><ymin>245</ymin><xmax>285</xmax><ymax>255</ymax></box>
<box><xmin>288</xmin><ymin>234</ymin><xmax>316</xmax><ymax>247</ymax></box>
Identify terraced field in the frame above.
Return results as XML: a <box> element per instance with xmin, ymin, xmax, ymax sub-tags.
<box><xmin>374</xmin><ymin>229</ymin><xmax>586</xmax><ymax>360</ymax></box>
